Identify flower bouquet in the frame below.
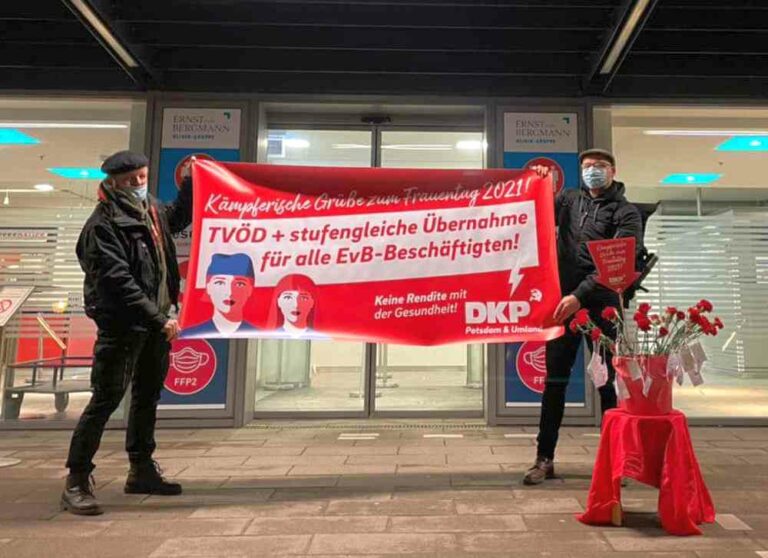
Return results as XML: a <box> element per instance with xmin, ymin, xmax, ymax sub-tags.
<box><xmin>569</xmin><ymin>300</ymin><xmax>724</xmax><ymax>415</ymax></box>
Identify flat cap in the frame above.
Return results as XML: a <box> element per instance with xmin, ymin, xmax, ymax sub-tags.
<box><xmin>100</xmin><ymin>150</ymin><xmax>149</xmax><ymax>175</ymax></box>
<box><xmin>579</xmin><ymin>148</ymin><xmax>615</xmax><ymax>166</ymax></box>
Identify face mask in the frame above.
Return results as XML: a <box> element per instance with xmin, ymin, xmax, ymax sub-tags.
<box><xmin>581</xmin><ymin>166</ymin><xmax>610</xmax><ymax>190</ymax></box>
<box><xmin>131</xmin><ymin>185</ymin><xmax>148</xmax><ymax>201</ymax></box>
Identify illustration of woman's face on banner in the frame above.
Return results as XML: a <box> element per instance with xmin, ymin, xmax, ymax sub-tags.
<box><xmin>207</xmin><ymin>275</ymin><xmax>254</xmax><ymax>320</ymax></box>
<box><xmin>277</xmin><ymin>289</ymin><xmax>315</xmax><ymax>328</ymax></box>
<box><xmin>272</xmin><ymin>274</ymin><xmax>318</xmax><ymax>330</ymax></box>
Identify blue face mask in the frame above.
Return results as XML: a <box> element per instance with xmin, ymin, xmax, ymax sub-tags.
<box><xmin>131</xmin><ymin>185</ymin><xmax>148</xmax><ymax>202</ymax></box>
<box><xmin>581</xmin><ymin>166</ymin><xmax>610</xmax><ymax>190</ymax></box>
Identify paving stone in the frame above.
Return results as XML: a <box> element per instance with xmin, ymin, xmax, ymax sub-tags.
<box><xmin>244</xmin><ymin>455</ymin><xmax>347</xmax><ymax>466</ymax></box>
<box><xmin>0</xmin><ymin>537</ymin><xmax>167</xmax><ymax>558</ymax></box>
<box><xmin>101</xmin><ymin>518</ymin><xmax>250</xmax><ymax>537</ymax></box>
<box><xmin>269</xmin><ymin>488</ymin><xmax>392</xmax><ymax>502</ymax></box>
<box><xmin>456</xmin><ymin>497</ymin><xmax>583</xmax><ymax>515</ymax></box>
<box><xmin>178</xmin><ymin>465</ymin><xmax>291</xmax><ymax>478</ymax></box>
<box><xmin>523</xmin><ymin>513</ymin><xmax>596</xmax><ymax>531</ymax></box>
<box><xmin>391</xmin><ymin>488</ymin><xmax>517</xmax><ymax>501</ymax></box>
<box><xmin>150</xmin><ymin>535</ymin><xmax>311</xmax><ymax>557</ymax></box>
<box><xmin>142</xmin><ymin>488</ymin><xmax>274</xmax><ymax>507</ymax></box>
<box><xmin>459</xmin><ymin>531</ymin><xmax>611</xmax><ymax>553</ymax></box>
<box><xmin>308</xmin><ymin>533</ymin><xmax>459</xmax><ymax>555</ymax></box>
<box><xmin>223</xmin><ymin>476</ymin><xmax>339</xmax><ymax>489</ymax></box>
<box><xmin>289</xmin><ymin>464</ymin><xmax>396</xmax><ymax>476</ymax></box>
<box><xmin>246</xmin><ymin>515</ymin><xmax>388</xmax><ymax>535</ymax></box>
<box><xmin>190</xmin><ymin>501</ymin><xmax>327</xmax><ymax>518</ymax></box>
<box><xmin>325</xmin><ymin>498</ymin><xmax>455</xmax><ymax>516</ymax></box>
<box><xmin>602</xmin><ymin>529</ymin><xmax>761</xmax><ymax>552</ymax></box>
<box><xmin>206</xmin><ymin>446</ymin><xmax>306</xmax><ymax>457</ymax></box>
<box><xmin>389</xmin><ymin>514</ymin><xmax>526</xmax><ymax>532</ymax></box>
<box><xmin>0</xmin><ymin>520</ymin><xmax>112</xmax><ymax>538</ymax></box>
<box><xmin>304</xmin><ymin>446</ymin><xmax>397</xmax><ymax>456</ymax></box>
<box><xmin>347</xmin><ymin>455</ymin><xmax>447</xmax><ymax>466</ymax></box>
<box><xmin>336</xmin><ymin>474</ymin><xmax>450</xmax><ymax>489</ymax></box>
<box><xmin>0</xmin><ymin>503</ymin><xmax>60</xmax><ymax>520</ymax></box>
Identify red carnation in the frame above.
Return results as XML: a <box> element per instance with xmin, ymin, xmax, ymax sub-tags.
<box><xmin>697</xmin><ymin>299</ymin><xmax>714</xmax><ymax>313</ymax></box>
<box><xmin>650</xmin><ymin>314</ymin><xmax>661</xmax><ymax>324</ymax></box>
<box><xmin>573</xmin><ymin>309</ymin><xmax>590</xmax><ymax>328</ymax></box>
<box><xmin>591</xmin><ymin>328</ymin><xmax>603</xmax><ymax>342</ymax></box>
<box><xmin>638</xmin><ymin>302</ymin><xmax>651</xmax><ymax>315</ymax></box>
<box><xmin>688</xmin><ymin>307</ymin><xmax>701</xmax><ymax>323</ymax></box>
<box><xmin>714</xmin><ymin>317</ymin><xmax>724</xmax><ymax>329</ymax></box>
<box><xmin>665</xmin><ymin>306</ymin><xmax>678</xmax><ymax>316</ymax></box>
<box><xmin>601</xmin><ymin>307</ymin><xmax>619</xmax><ymax>322</ymax></box>
<box><xmin>676</xmin><ymin>311</ymin><xmax>685</xmax><ymax>320</ymax></box>
<box><xmin>634</xmin><ymin>313</ymin><xmax>652</xmax><ymax>331</ymax></box>
<box><xmin>568</xmin><ymin>320</ymin><xmax>579</xmax><ymax>334</ymax></box>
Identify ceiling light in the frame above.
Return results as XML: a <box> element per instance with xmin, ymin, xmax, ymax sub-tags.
<box><xmin>34</xmin><ymin>184</ymin><xmax>55</xmax><ymax>192</ymax></box>
<box><xmin>383</xmin><ymin>144</ymin><xmax>453</xmax><ymax>151</ymax></box>
<box><xmin>332</xmin><ymin>143</ymin><xmax>371</xmax><ymax>150</ymax></box>
<box><xmin>599</xmin><ymin>0</ymin><xmax>653</xmax><ymax>75</ymax></box>
<box><xmin>456</xmin><ymin>140</ymin><xmax>487</xmax><ymax>150</ymax></box>
<box><xmin>48</xmin><ymin>167</ymin><xmax>106</xmax><ymax>180</ymax></box>
<box><xmin>66</xmin><ymin>0</ymin><xmax>138</xmax><ymax>68</ymax></box>
<box><xmin>0</xmin><ymin>123</ymin><xmax>128</xmax><ymax>129</ymax></box>
<box><xmin>716</xmin><ymin>135</ymin><xmax>768</xmax><ymax>152</ymax></box>
<box><xmin>643</xmin><ymin>130</ymin><xmax>768</xmax><ymax>137</ymax></box>
<box><xmin>0</xmin><ymin>188</ymin><xmax>54</xmax><ymax>193</ymax></box>
<box><xmin>3</xmin><ymin>193</ymin><xmax>8</xmax><ymax>206</ymax></box>
<box><xmin>661</xmin><ymin>173</ymin><xmax>721</xmax><ymax>186</ymax></box>
<box><xmin>0</xmin><ymin>129</ymin><xmax>40</xmax><ymax>145</ymax></box>
<box><xmin>283</xmin><ymin>138</ymin><xmax>310</xmax><ymax>148</ymax></box>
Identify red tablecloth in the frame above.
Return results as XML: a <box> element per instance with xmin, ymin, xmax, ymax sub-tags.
<box><xmin>577</xmin><ymin>409</ymin><xmax>715</xmax><ymax>536</ymax></box>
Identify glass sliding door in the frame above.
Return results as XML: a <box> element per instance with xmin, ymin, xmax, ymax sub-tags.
<box><xmin>252</xmin><ymin>129</ymin><xmax>371</xmax><ymax>413</ymax></box>
<box><xmin>374</xmin><ymin>130</ymin><xmax>486</xmax><ymax>413</ymax></box>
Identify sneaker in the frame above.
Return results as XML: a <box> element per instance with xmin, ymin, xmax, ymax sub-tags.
<box><xmin>522</xmin><ymin>456</ymin><xmax>556</xmax><ymax>485</ymax></box>
<box><xmin>124</xmin><ymin>460</ymin><xmax>182</xmax><ymax>496</ymax></box>
<box><xmin>60</xmin><ymin>473</ymin><xmax>103</xmax><ymax>515</ymax></box>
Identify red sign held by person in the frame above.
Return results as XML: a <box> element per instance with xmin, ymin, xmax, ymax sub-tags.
<box><xmin>587</xmin><ymin>237</ymin><xmax>640</xmax><ymax>294</ymax></box>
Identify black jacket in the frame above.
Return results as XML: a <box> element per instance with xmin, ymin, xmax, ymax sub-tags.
<box><xmin>77</xmin><ymin>179</ymin><xmax>192</xmax><ymax>332</ymax></box>
<box><xmin>555</xmin><ymin>181</ymin><xmax>642</xmax><ymax>307</ymax></box>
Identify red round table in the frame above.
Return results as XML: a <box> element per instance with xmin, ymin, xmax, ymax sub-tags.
<box><xmin>577</xmin><ymin>409</ymin><xmax>715</xmax><ymax>536</ymax></box>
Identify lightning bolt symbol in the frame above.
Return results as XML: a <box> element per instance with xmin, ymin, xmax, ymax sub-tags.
<box><xmin>508</xmin><ymin>263</ymin><xmax>524</xmax><ymax>297</ymax></box>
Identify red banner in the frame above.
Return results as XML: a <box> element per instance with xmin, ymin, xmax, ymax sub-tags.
<box><xmin>179</xmin><ymin>160</ymin><xmax>563</xmax><ymax>345</ymax></box>
<box><xmin>587</xmin><ymin>237</ymin><xmax>640</xmax><ymax>294</ymax></box>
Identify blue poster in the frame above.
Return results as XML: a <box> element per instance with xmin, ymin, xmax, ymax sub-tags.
<box><xmin>502</xmin><ymin>111</ymin><xmax>586</xmax><ymax>407</ymax></box>
<box><xmin>155</xmin><ymin>113</ymin><xmax>241</xmax><ymax>409</ymax></box>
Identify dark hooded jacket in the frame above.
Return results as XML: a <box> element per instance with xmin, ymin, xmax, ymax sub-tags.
<box><xmin>76</xmin><ymin>178</ymin><xmax>192</xmax><ymax>332</ymax></box>
<box><xmin>554</xmin><ymin>181</ymin><xmax>642</xmax><ymax>307</ymax></box>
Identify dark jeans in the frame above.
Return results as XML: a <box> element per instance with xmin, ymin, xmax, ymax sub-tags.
<box><xmin>66</xmin><ymin>329</ymin><xmax>171</xmax><ymax>474</ymax></box>
<box><xmin>536</xmin><ymin>307</ymin><xmax>618</xmax><ymax>460</ymax></box>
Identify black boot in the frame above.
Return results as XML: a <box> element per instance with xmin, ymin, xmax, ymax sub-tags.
<box><xmin>124</xmin><ymin>460</ymin><xmax>182</xmax><ymax>495</ymax></box>
<box><xmin>60</xmin><ymin>472</ymin><xmax>103</xmax><ymax>515</ymax></box>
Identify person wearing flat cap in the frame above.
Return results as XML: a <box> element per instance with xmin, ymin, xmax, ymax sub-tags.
<box><xmin>523</xmin><ymin>148</ymin><xmax>643</xmax><ymax>486</ymax></box>
<box><xmin>182</xmin><ymin>253</ymin><xmax>260</xmax><ymax>337</ymax></box>
<box><xmin>62</xmin><ymin>150</ymin><xmax>192</xmax><ymax>515</ymax></box>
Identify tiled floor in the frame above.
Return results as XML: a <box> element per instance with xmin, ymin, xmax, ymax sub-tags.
<box><xmin>1</xmin><ymin>421</ymin><xmax>767</xmax><ymax>557</ymax></box>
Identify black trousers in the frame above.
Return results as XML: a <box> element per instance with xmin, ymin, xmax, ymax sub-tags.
<box><xmin>66</xmin><ymin>329</ymin><xmax>170</xmax><ymax>474</ymax></box>
<box><xmin>536</xmin><ymin>307</ymin><xmax>618</xmax><ymax>460</ymax></box>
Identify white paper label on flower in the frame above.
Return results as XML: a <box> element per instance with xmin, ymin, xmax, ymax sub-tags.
<box><xmin>690</xmin><ymin>341</ymin><xmax>708</xmax><ymax>366</ymax></box>
<box><xmin>642</xmin><ymin>376</ymin><xmax>652</xmax><ymax>397</ymax></box>
<box><xmin>616</xmin><ymin>375</ymin><xmax>631</xmax><ymax>401</ymax></box>
<box><xmin>628</xmin><ymin>359</ymin><xmax>643</xmax><ymax>381</ymax></box>
<box><xmin>680</xmin><ymin>346</ymin><xmax>696</xmax><ymax>374</ymax></box>
<box><xmin>588</xmin><ymin>350</ymin><xmax>608</xmax><ymax>388</ymax></box>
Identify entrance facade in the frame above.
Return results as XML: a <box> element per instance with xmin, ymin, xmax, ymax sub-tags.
<box><xmin>249</xmin><ymin>113</ymin><xmax>487</xmax><ymax>418</ymax></box>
